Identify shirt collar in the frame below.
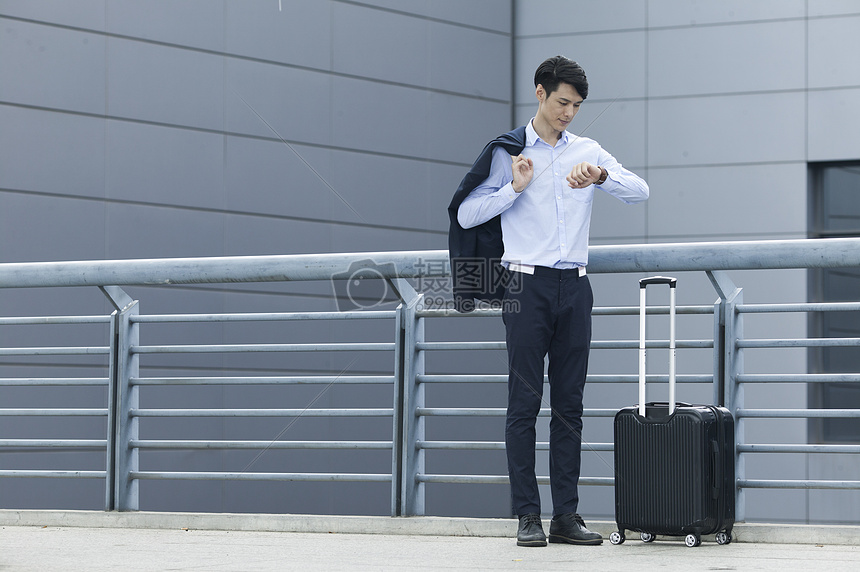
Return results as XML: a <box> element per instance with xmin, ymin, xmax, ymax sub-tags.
<box><xmin>526</xmin><ymin>118</ymin><xmax>571</xmax><ymax>148</ymax></box>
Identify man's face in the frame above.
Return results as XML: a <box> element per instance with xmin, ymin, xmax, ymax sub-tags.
<box><xmin>537</xmin><ymin>82</ymin><xmax>583</xmax><ymax>133</ymax></box>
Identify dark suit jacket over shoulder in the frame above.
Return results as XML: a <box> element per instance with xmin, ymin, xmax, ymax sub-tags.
<box><xmin>447</xmin><ymin>126</ymin><xmax>527</xmax><ymax>313</ymax></box>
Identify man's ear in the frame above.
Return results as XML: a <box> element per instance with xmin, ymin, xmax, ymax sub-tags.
<box><xmin>535</xmin><ymin>84</ymin><xmax>545</xmax><ymax>103</ymax></box>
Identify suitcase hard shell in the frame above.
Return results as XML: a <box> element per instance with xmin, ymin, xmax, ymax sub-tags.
<box><xmin>611</xmin><ymin>277</ymin><xmax>735</xmax><ymax>547</ymax></box>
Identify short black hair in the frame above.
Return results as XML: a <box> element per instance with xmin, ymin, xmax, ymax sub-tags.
<box><xmin>534</xmin><ymin>55</ymin><xmax>588</xmax><ymax>100</ymax></box>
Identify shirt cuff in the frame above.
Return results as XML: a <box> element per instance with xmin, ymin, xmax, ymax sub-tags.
<box><xmin>502</xmin><ymin>181</ymin><xmax>520</xmax><ymax>200</ymax></box>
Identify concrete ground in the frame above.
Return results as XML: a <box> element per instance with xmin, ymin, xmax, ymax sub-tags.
<box><xmin>2</xmin><ymin>511</ymin><xmax>859</xmax><ymax>571</ymax></box>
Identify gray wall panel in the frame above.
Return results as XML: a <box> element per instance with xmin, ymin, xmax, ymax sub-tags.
<box><xmin>332</xmin><ymin>2</ymin><xmax>430</xmax><ymax>88</ymax></box>
<box><xmin>223</xmin><ymin>137</ymin><xmax>336</xmax><ymax>223</ymax></box>
<box><xmin>426</xmin><ymin>93</ymin><xmax>511</xmax><ymax>163</ymax></box>
<box><xmin>223</xmin><ymin>213</ymin><xmax>332</xmax><ymax>257</ymax></box>
<box><xmin>224</xmin><ymin>0</ymin><xmax>330</xmax><ymax>69</ymax></box>
<box><xmin>648</xmin><ymin>92</ymin><xmax>806</xmax><ymax>167</ymax></box>
<box><xmin>107</xmin><ymin>37</ymin><xmax>223</xmax><ymax>130</ymax></box>
<box><xmin>106</xmin><ymin>0</ymin><xmax>224</xmax><ymax>51</ymax></box>
<box><xmin>809</xmin><ymin>0</ymin><xmax>860</xmax><ymax>17</ymax></box>
<box><xmin>809</xmin><ymin>15</ymin><xmax>860</xmax><ymax>89</ymax></box>
<box><xmin>808</xmin><ymin>88</ymin><xmax>860</xmax><ymax>162</ymax></box>
<box><xmin>0</xmin><ymin>18</ymin><xmax>106</xmax><ymax>113</ymax></box>
<box><xmin>329</xmin><ymin>152</ymin><xmax>441</xmax><ymax>230</ymax></box>
<box><xmin>647</xmin><ymin>163</ymin><xmax>808</xmax><ymax>241</ymax></box>
<box><xmin>0</xmin><ymin>0</ymin><xmax>106</xmax><ymax>29</ymax></box>
<box><xmin>589</xmin><ymin>189</ymin><xmax>648</xmax><ymax>242</ymax></box>
<box><xmin>0</xmin><ymin>193</ymin><xmax>105</xmax><ymax>262</ymax></box>
<box><xmin>225</xmin><ymin>58</ymin><xmax>332</xmax><ymax>146</ymax></box>
<box><xmin>648</xmin><ymin>21</ymin><xmax>806</xmax><ymax>98</ymax></box>
<box><xmin>426</xmin><ymin>22</ymin><xmax>510</xmax><ymax>99</ymax></box>
<box><xmin>515</xmin><ymin>0</ymin><xmax>646</xmax><ymax>35</ymax></box>
<box><xmin>0</xmin><ymin>106</ymin><xmax>105</xmax><ymax>198</ymax></box>
<box><xmin>647</xmin><ymin>0</ymin><xmax>805</xmax><ymax>27</ymax></box>
<box><xmin>361</xmin><ymin>0</ymin><xmax>511</xmax><ymax>33</ymax></box>
<box><xmin>515</xmin><ymin>31</ymin><xmax>647</xmax><ymax>103</ymax></box>
<box><xmin>104</xmin><ymin>203</ymin><xmax>224</xmax><ymax>259</ymax></box>
<box><xmin>573</xmin><ymin>98</ymin><xmax>647</xmax><ymax>168</ymax></box>
<box><xmin>330</xmin><ymin>76</ymin><xmax>442</xmax><ymax>159</ymax></box>
<box><xmin>106</xmin><ymin>120</ymin><xmax>225</xmax><ymax>208</ymax></box>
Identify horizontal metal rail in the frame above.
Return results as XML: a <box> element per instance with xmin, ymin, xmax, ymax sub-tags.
<box><xmin>0</xmin><ymin>316</ymin><xmax>111</xmax><ymax>325</ymax></box>
<box><xmin>131</xmin><ymin>342</ymin><xmax>395</xmax><ymax>354</ymax></box>
<box><xmin>131</xmin><ymin>375</ymin><xmax>395</xmax><ymax>386</ymax></box>
<box><xmin>131</xmin><ymin>310</ymin><xmax>396</xmax><ymax>323</ymax></box>
<box><xmin>6</xmin><ymin>238</ymin><xmax>860</xmax><ymax>288</ymax></box>
<box><xmin>738</xmin><ymin>374</ymin><xmax>860</xmax><ymax>383</ymax></box>
<box><xmin>415</xmin><ymin>407</ymin><xmax>618</xmax><ymax>417</ymax></box>
<box><xmin>0</xmin><ymin>439</ymin><xmax>107</xmax><ymax>448</ymax></box>
<box><xmin>738</xmin><ymin>302</ymin><xmax>860</xmax><ymax>313</ymax></box>
<box><xmin>0</xmin><ymin>470</ymin><xmax>106</xmax><ymax>479</ymax></box>
<box><xmin>130</xmin><ymin>408</ymin><xmax>394</xmax><ymax>417</ymax></box>
<box><xmin>416</xmin><ymin>374</ymin><xmax>713</xmax><ymax>383</ymax></box>
<box><xmin>0</xmin><ymin>378</ymin><xmax>108</xmax><ymax>386</ymax></box>
<box><xmin>415</xmin><ymin>340</ymin><xmax>713</xmax><ymax>351</ymax></box>
<box><xmin>739</xmin><ymin>479</ymin><xmax>860</xmax><ymax>490</ymax></box>
<box><xmin>418</xmin><ymin>305</ymin><xmax>716</xmax><ymax>318</ymax></box>
<box><xmin>739</xmin><ymin>338</ymin><xmax>860</xmax><ymax>348</ymax></box>
<box><xmin>0</xmin><ymin>408</ymin><xmax>107</xmax><ymax>416</ymax></box>
<box><xmin>417</xmin><ymin>474</ymin><xmax>614</xmax><ymax>486</ymax></box>
<box><xmin>417</xmin><ymin>440</ymin><xmax>614</xmax><ymax>452</ymax></box>
<box><xmin>130</xmin><ymin>471</ymin><xmax>392</xmax><ymax>482</ymax></box>
<box><xmin>739</xmin><ymin>444</ymin><xmax>860</xmax><ymax>453</ymax></box>
<box><xmin>131</xmin><ymin>440</ymin><xmax>392</xmax><ymax>450</ymax></box>
<box><xmin>738</xmin><ymin>409</ymin><xmax>860</xmax><ymax>418</ymax></box>
<box><xmin>0</xmin><ymin>347</ymin><xmax>109</xmax><ymax>356</ymax></box>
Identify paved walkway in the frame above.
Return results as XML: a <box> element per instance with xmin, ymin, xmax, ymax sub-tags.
<box><xmin>2</xmin><ymin>511</ymin><xmax>859</xmax><ymax>571</ymax></box>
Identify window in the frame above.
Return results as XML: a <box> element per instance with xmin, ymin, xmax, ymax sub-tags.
<box><xmin>809</xmin><ymin>162</ymin><xmax>860</xmax><ymax>443</ymax></box>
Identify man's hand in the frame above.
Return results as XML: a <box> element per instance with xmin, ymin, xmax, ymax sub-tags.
<box><xmin>567</xmin><ymin>162</ymin><xmax>603</xmax><ymax>189</ymax></box>
<box><xmin>510</xmin><ymin>154</ymin><xmax>534</xmax><ymax>193</ymax></box>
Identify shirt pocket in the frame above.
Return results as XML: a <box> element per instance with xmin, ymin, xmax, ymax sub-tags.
<box><xmin>568</xmin><ymin>185</ymin><xmax>594</xmax><ymax>203</ymax></box>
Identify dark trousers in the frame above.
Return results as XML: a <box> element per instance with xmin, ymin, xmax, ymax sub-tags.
<box><xmin>502</xmin><ymin>267</ymin><xmax>593</xmax><ymax>517</ymax></box>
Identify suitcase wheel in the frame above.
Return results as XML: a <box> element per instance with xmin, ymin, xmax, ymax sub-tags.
<box><xmin>609</xmin><ymin>530</ymin><xmax>625</xmax><ymax>545</ymax></box>
<box><xmin>684</xmin><ymin>533</ymin><xmax>701</xmax><ymax>547</ymax></box>
<box><xmin>715</xmin><ymin>531</ymin><xmax>732</xmax><ymax>545</ymax></box>
<box><xmin>640</xmin><ymin>532</ymin><xmax>655</xmax><ymax>543</ymax></box>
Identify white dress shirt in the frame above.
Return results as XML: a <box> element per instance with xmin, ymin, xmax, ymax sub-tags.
<box><xmin>457</xmin><ymin>119</ymin><xmax>649</xmax><ymax>269</ymax></box>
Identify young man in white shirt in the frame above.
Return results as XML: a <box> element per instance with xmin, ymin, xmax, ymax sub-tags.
<box><xmin>455</xmin><ymin>55</ymin><xmax>649</xmax><ymax>547</ymax></box>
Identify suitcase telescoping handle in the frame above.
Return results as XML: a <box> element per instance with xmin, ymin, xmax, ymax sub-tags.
<box><xmin>639</xmin><ymin>276</ymin><xmax>677</xmax><ymax>417</ymax></box>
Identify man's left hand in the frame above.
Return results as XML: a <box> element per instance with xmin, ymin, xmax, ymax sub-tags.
<box><xmin>567</xmin><ymin>162</ymin><xmax>602</xmax><ymax>189</ymax></box>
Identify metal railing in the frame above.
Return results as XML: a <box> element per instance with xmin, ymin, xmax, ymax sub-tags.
<box><xmin>2</xmin><ymin>238</ymin><xmax>860</xmax><ymax>519</ymax></box>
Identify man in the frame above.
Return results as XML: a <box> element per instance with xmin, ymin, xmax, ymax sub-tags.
<box><xmin>450</xmin><ymin>56</ymin><xmax>649</xmax><ymax>547</ymax></box>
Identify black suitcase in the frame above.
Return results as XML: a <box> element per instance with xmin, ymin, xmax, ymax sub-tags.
<box><xmin>610</xmin><ymin>276</ymin><xmax>735</xmax><ymax>547</ymax></box>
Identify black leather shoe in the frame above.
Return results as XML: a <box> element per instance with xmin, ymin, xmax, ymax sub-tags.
<box><xmin>516</xmin><ymin>513</ymin><xmax>547</xmax><ymax>547</ymax></box>
<box><xmin>548</xmin><ymin>513</ymin><xmax>603</xmax><ymax>545</ymax></box>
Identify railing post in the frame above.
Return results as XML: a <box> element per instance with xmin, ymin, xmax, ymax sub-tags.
<box><xmin>388</xmin><ymin>279</ymin><xmax>423</xmax><ymax>516</ymax></box>
<box><xmin>707</xmin><ymin>271</ymin><xmax>745</xmax><ymax>522</ymax></box>
<box><xmin>104</xmin><ymin>309</ymin><xmax>119</xmax><ymax>510</ymax></box>
<box><xmin>101</xmin><ymin>286</ymin><xmax>140</xmax><ymax>511</ymax></box>
<box><xmin>390</xmin><ymin>279</ymin><xmax>425</xmax><ymax>516</ymax></box>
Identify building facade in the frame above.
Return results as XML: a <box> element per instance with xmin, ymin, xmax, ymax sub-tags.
<box><xmin>1</xmin><ymin>1</ymin><xmax>858</xmax><ymax>523</ymax></box>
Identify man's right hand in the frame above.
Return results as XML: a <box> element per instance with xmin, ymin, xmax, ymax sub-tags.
<box><xmin>511</xmin><ymin>154</ymin><xmax>534</xmax><ymax>193</ymax></box>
